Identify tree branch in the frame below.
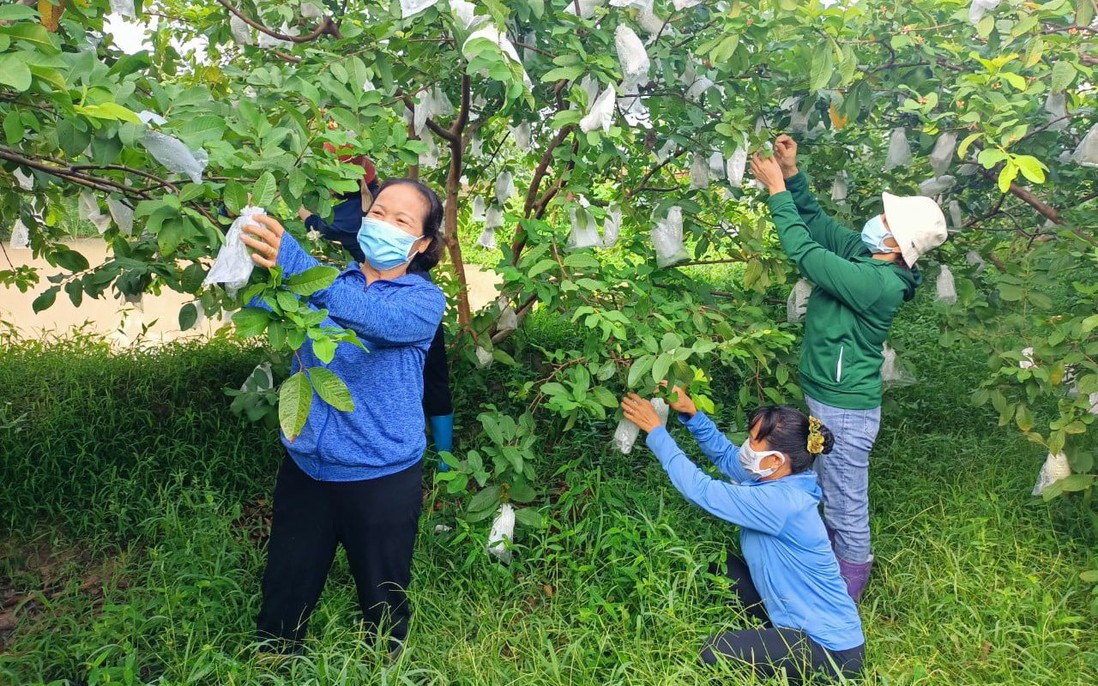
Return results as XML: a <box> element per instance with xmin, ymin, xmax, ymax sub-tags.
<box><xmin>217</xmin><ymin>0</ymin><xmax>340</xmax><ymax>44</ymax></box>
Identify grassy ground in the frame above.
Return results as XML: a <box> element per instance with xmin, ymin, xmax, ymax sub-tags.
<box><xmin>1</xmin><ymin>290</ymin><xmax>1097</xmax><ymax>686</ymax></box>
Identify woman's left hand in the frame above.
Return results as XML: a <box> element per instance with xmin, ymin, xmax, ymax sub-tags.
<box><xmin>621</xmin><ymin>393</ymin><xmax>663</xmax><ymax>434</ymax></box>
<box><xmin>241</xmin><ymin>214</ymin><xmax>285</xmax><ymax>269</ymax></box>
<box><xmin>750</xmin><ymin>153</ymin><xmax>787</xmax><ymax>195</ymax></box>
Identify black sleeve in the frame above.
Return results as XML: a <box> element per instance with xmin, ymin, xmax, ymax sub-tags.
<box><xmin>422</xmin><ymin>322</ymin><xmax>453</xmax><ymax>417</ymax></box>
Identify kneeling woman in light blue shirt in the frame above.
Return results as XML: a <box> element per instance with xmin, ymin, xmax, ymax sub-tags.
<box><xmin>621</xmin><ymin>388</ymin><xmax>864</xmax><ymax>684</ymax></box>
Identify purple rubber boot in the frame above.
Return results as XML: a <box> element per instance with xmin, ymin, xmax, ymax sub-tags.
<box><xmin>836</xmin><ymin>555</ymin><xmax>873</xmax><ymax>603</ymax></box>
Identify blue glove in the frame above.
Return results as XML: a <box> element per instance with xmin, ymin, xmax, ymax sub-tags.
<box><xmin>429</xmin><ymin>413</ymin><xmax>454</xmax><ymax>471</ymax></box>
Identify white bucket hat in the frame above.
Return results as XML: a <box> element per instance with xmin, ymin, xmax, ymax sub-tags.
<box><xmin>881</xmin><ymin>192</ymin><xmax>948</xmax><ymax>267</ymax></box>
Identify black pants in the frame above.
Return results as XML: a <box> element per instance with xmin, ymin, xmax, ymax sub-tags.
<box><xmin>422</xmin><ymin>322</ymin><xmax>453</xmax><ymax>417</ymax></box>
<box><xmin>256</xmin><ymin>456</ymin><xmax>423</xmax><ymax>652</ymax></box>
<box><xmin>701</xmin><ymin>553</ymin><xmax>865</xmax><ymax>684</ymax></box>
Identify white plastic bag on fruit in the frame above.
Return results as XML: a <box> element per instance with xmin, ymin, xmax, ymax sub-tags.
<box><xmin>673</xmin><ymin>0</ymin><xmax>701</xmax><ymax>8</ymax></box>
<box><xmin>936</xmin><ymin>265</ymin><xmax>957</xmax><ymax>303</ymax></box>
<box><xmin>401</xmin><ymin>0</ymin><xmax>440</xmax><ymax>19</ymax></box>
<box><xmin>109</xmin><ymin>0</ymin><xmax>136</xmax><ymax>20</ymax></box>
<box><xmin>580</xmin><ymin>86</ymin><xmax>616</xmax><ymax>133</ymax></box>
<box><xmin>229</xmin><ymin>14</ymin><xmax>253</xmax><ymax>46</ymax></box>
<box><xmin>601</xmin><ymin>206</ymin><xmax>622</xmax><ymax>248</ymax></box>
<box><xmin>612</xmin><ymin>397</ymin><xmax>669</xmax><ymax>454</ymax></box>
<box><xmin>471</xmin><ymin>135</ymin><xmax>483</xmax><ymax>157</ymax></box>
<box><xmin>615</xmin><ymin>25</ymin><xmax>650</xmax><ymax>86</ymax></box>
<box><xmin>477</xmin><ymin>227</ymin><xmax>497</xmax><ymax>250</ymax></box>
<box><xmin>965</xmin><ymin>250</ymin><xmax>986</xmax><ymax>273</ymax></box>
<box><xmin>1032</xmin><ymin>451</ymin><xmax>1071</xmax><ymax>496</ymax></box>
<box><xmin>929</xmin><ymin>132</ymin><xmax>957</xmax><ymax>175</ymax></box>
<box><xmin>142</xmin><ymin>131</ymin><xmax>208</xmax><ymax>184</ymax></box>
<box><xmin>685</xmin><ymin>75</ymin><xmax>715</xmax><ymax>102</ymax></box>
<box><xmin>919</xmin><ymin>175</ymin><xmax>956</xmax><ymax>196</ymax></box>
<box><xmin>204</xmin><ymin>205</ymin><xmax>264</xmax><ymax>298</ymax></box>
<box><xmin>831</xmin><ymin>172</ymin><xmax>849</xmax><ymax>201</ymax></box>
<box><xmin>1072</xmin><ymin>123</ymin><xmax>1098</xmax><ymax>168</ymax></box>
<box><xmin>884</xmin><ymin>127</ymin><xmax>912</xmax><ymax>171</ymax></box>
<box><xmin>450</xmin><ymin>0</ymin><xmax>482</xmax><ymax>31</ymax></box>
<box><xmin>568</xmin><ymin>203</ymin><xmax>601</xmax><ymax>250</ymax></box>
<box><xmin>485</xmin><ymin>205</ymin><xmax>503</xmax><ymax>230</ymax></box>
<box><xmin>471</xmin><ymin>196</ymin><xmax>486</xmax><ymax>223</ymax></box>
<box><xmin>948</xmin><ymin>200</ymin><xmax>963</xmax><ymax>230</ymax></box>
<box><xmin>618</xmin><ymin>84</ymin><xmax>651</xmax><ymax>129</ymax></box>
<box><xmin>475</xmin><ymin>345</ymin><xmax>494</xmax><ymax>368</ymax></box>
<box><xmin>789</xmin><ymin>105</ymin><xmax>810</xmax><ymax>134</ymax></box>
<box><xmin>240</xmin><ymin>362</ymin><xmax>274</xmax><ymax>393</ymax></box>
<box><xmin>636</xmin><ymin>9</ymin><xmax>666</xmax><ymax>35</ymax></box>
<box><xmin>497</xmin><ymin>297</ymin><xmax>518</xmax><ymax>333</ymax></box>
<box><xmin>257</xmin><ymin>24</ymin><xmax>294</xmax><ymax>50</ymax></box>
<box><xmin>689</xmin><ymin>154</ymin><xmax>709</xmax><ymax>190</ymax></box>
<box><xmin>656</xmin><ymin>139</ymin><xmax>678</xmax><ymax>164</ymax></box>
<box><xmin>1019</xmin><ymin>346</ymin><xmax>1036</xmax><ymax>370</ymax></box>
<box><xmin>1043</xmin><ymin>92</ymin><xmax>1068</xmax><ymax>131</ymax></box>
<box><xmin>301</xmin><ymin>1</ymin><xmax>324</xmax><ymax>18</ymax></box>
<box><xmin>107</xmin><ymin>198</ymin><xmax>134</xmax><ymax>236</ymax></box>
<box><xmin>462</xmin><ymin>25</ymin><xmax>532</xmax><ymax>89</ymax></box>
<box><xmin>138</xmin><ymin>110</ymin><xmax>167</xmax><ymax>126</ymax></box>
<box><xmin>1089</xmin><ymin>392</ymin><xmax>1098</xmax><ymax>417</ymax></box>
<box><xmin>786</xmin><ymin>278</ymin><xmax>813</xmax><ymax>324</ymax></box>
<box><xmin>9</xmin><ymin>219</ymin><xmax>29</xmax><ymax>250</ymax></box>
<box><xmin>708</xmin><ymin>152</ymin><xmax>725</xmax><ymax>180</ymax></box>
<box><xmin>565</xmin><ymin>0</ymin><xmax>605</xmax><ymax>19</ymax></box>
<box><xmin>880</xmin><ymin>342</ymin><xmax>915</xmax><ymax>388</ymax></box>
<box><xmin>487</xmin><ymin>503</ymin><xmax>515</xmax><ymax>563</ymax></box>
<box><xmin>495</xmin><ymin>172</ymin><xmax>515</xmax><ymax>205</ymax></box>
<box><xmin>14</xmin><ymin>169</ymin><xmax>33</xmax><ymax>190</ymax></box>
<box><xmin>969</xmin><ymin>0</ymin><xmax>1000</xmax><ymax>25</ymax></box>
<box><xmin>79</xmin><ymin>192</ymin><xmax>112</xmax><ymax>234</ymax></box>
<box><xmin>726</xmin><ymin>146</ymin><xmax>747</xmax><ymax>188</ymax></box>
<box><xmin>419</xmin><ymin>131</ymin><xmax>440</xmax><ymax>168</ymax></box>
<box><xmin>511</xmin><ymin>122</ymin><xmax>532</xmax><ymax>151</ymax></box>
<box><xmin>610</xmin><ymin>0</ymin><xmax>653</xmax><ymax>9</ymax></box>
<box><xmin>652</xmin><ymin>206</ymin><xmax>688</xmax><ymax>268</ymax></box>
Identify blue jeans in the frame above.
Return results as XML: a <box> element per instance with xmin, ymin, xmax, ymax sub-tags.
<box><xmin>805</xmin><ymin>395</ymin><xmax>881</xmax><ymax>564</ymax></box>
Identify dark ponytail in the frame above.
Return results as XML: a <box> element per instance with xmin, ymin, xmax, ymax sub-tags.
<box><xmin>375</xmin><ymin>178</ymin><xmax>445</xmax><ymax>273</ymax></box>
<box><xmin>747</xmin><ymin>405</ymin><xmax>835</xmax><ymax>474</ymax></box>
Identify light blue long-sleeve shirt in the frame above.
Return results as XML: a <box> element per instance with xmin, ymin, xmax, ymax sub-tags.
<box><xmin>256</xmin><ymin>232</ymin><xmax>445</xmax><ymax>482</ymax></box>
<box><xmin>645</xmin><ymin>411</ymin><xmax>864</xmax><ymax>651</ymax></box>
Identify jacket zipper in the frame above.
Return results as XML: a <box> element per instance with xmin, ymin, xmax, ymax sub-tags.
<box><xmin>836</xmin><ymin>345</ymin><xmax>844</xmax><ymax>384</ymax></box>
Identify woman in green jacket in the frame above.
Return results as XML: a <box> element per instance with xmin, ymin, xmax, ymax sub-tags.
<box><xmin>750</xmin><ymin>139</ymin><xmax>947</xmax><ymax>601</ymax></box>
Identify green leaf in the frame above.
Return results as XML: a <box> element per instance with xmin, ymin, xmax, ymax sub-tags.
<box><xmin>232</xmin><ymin>307</ymin><xmax>270</xmax><ymax>338</ymax></box>
<box><xmin>278</xmin><ymin>372</ymin><xmax>313</xmax><ymax>441</ymax></box>
<box><xmin>75</xmin><ymin>103</ymin><xmax>142</xmax><ymax>124</ymax></box>
<box><xmin>540</xmin><ymin>65</ymin><xmax>584</xmax><ymax>83</ymax></box>
<box><xmin>1050</xmin><ymin>61</ymin><xmax>1076</xmax><ymax>92</ymax></box>
<box><xmin>312</xmin><ymin>336</ymin><xmax>337</xmax><ymax>363</ymax></box>
<box><xmin>223</xmin><ymin>181</ymin><xmax>248</xmax><ymax>216</ymax></box>
<box><xmin>4</xmin><ymin>111</ymin><xmax>24</xmax><ymax>145</ymax></box>
<box><xmin>252</xmin><ymin>172</ymin><xmax>277</xmax><ymax>208</ymax></box>
<box><xmin>0</xmin><ymin>54</ymin><xmax>32</xmax><ymax>92</ymax></box>
<box><xmin>286</xmin><ymin>266</ymin><xmax>339</xmax><ymax>296</ymax></box>
<box><xmin>514</xmin><ymin>507</ymin><xmax>545</xmax><ymax>528</ymax></box>
<box><xmin>308</xmin><ymin>367</ymin><xmax>355</xmax><ymax>412</ymax></box>
<box><xmin>32</xmin><ymin>286</ymin><xmax>58</xmax><ymax>313</ymax></box>
<box><xmin>627</xmin><ymin>356</ymin><xmax>654</xmax><ymax>389</ymax></box>
<box><xmin>527</xmin><ymin>258</ymin><xmax>557</xmax><ymax>277</ymax></box>
<box><xmin>651</xmin><ymin>352</ymin><xmax>673</xmax><ymax>385</ymax></box>
<box><xmin>468</xmin><ymin>484</ymin><xmax>501</xmax><ymax>513</ymax></box>
<box><xmin>52</xmin><ymin>248</ymin><xmax>89</xmax><ymax>273</ymax></box>
<box><xmin>1081</xmin><ymin>314</ymin><xmax>1098</xmax><ymax>335</ymax></box>
<box><xmin>178</xmin><ymin>303</ymin><xmax>199</xmax><ymax>331</ymax></box>
<box><xmin>1014</xmin><ymin>155</ymin><xmax>1046</xmax><ymax>184</ymax></box>
<box><xmin>997</xmin><ymin>160</ymin><xmax>1018</xmax><ymax>193</ymax></box>
<box><xmin>0</xmin><ymin>4</ymin><xmax>36</xmax><ymax>20</ymax></box>
<box><xmin>809</xmin><ymin>44</ymin><xmax>834</xmax><ymax>91</ymax></box>
<box><xmin>0</xmin><ymin>23</ymin><xmax>60</xmax><ymax>54</ymax></box>
<box><xmin>180</xmin><ymin>115</ymin><xmax>227</xmax><ymax>145</ymax></box>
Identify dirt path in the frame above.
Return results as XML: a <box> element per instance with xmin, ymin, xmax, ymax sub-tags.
<box><xmin>1</xmin><ymin>239</ymin><xmax>500</xmax><ymax>344</ymax></box>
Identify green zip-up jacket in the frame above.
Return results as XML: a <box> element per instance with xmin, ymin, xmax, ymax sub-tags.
<box><xmin>766</xmin><ymin>172</ymin><xmax>922</xmax><ymax>410</ymax></box>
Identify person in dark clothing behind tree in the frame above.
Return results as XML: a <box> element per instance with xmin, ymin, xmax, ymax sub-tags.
<box><xmin>298</xmin><ymin>147</ymin><xmax>455</xmax><ymax>467</ymax></box>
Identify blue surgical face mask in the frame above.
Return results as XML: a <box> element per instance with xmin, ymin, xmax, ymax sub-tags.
<box><xmin>860</xmin><ymin>215</ymin><xmax>896</xmax><ymax>254</ymax></box>
<box><xmin>738</xmin><ymin>440</ymin><xmax>786</xmax><ymax>480</ymax></box>
<box><xmin>357</xmin><ymin>217</ymin><xmax>423</xmax><ymax>271</ymax></box>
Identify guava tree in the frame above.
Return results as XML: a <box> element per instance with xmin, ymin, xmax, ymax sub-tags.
<box><xmin>1</xmin><ymin>0</ymin><xmax>1095</xmax><ymax>533</ymax></box>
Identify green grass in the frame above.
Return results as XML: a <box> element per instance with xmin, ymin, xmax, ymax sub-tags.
<box><xmin>1</xmin><ymin>293</ymin><xmax>1097</xmax><ymax>686</ymax></box>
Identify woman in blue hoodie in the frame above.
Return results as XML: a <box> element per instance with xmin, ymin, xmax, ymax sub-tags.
<box><xmin>240</xmin><ymin>179</ymin><xmax>447</xmax><ymax>657</ymax></box>
<box><xmin>621</xmin><ymin>388</ymin><xmax>864</xmax><ymax>684</ymax></box>
<box><xmin>298</xmin><ymin>149</ymin><xmax>454</xmax><ymax>466</ymax></box>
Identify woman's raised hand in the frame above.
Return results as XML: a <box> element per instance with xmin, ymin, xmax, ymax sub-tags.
<box><xmin>661</xmin><ymin>382</ymin><xmax>698</xmax><ymax>418</ymax></box>
<box><xmin>621</xmin><ymin>393</ymin><xmax>664</xmax><ymax>434</ymax></box>
<box><xmin>773</xmin><ymin>134</ymin><xmax>799</xmax><ymax>178</ymax></box>
<box><xmin>241</xmin><ymin>214</ymin><xmax>285</xmax><ymax>269</ymax></box>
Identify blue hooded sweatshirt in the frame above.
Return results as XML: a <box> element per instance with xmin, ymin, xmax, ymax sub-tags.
<box><xmin>261</xmin><ymin>232</ymin><xmax>445</xmax><ymax>482</ymax></box>
<box><xmin>645</xmin><ymin>412</ymin><xmax>864</xmax><ymax>652</ymax></box>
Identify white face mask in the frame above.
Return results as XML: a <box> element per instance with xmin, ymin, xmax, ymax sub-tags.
<box><xmin>739</xmin><ymin>440</ymin><xmax>786</xmax><ymax>479</ymax></box>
